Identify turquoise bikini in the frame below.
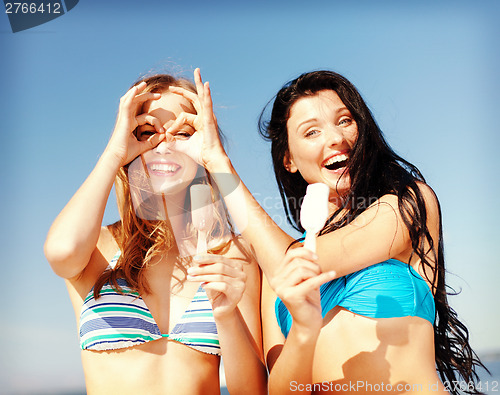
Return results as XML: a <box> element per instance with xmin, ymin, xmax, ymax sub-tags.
<box><xmin>275</xmin><ymin>259</ymin><xmax>435</xmax><ymax>337</ymax></box>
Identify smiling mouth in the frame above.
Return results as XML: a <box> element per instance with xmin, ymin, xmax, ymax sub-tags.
<box><xmin>323</xmin><ymin>153</ymin><xmax>349</xmax><ymax>171</ymax></box>
<box><xmin>148</xmin><ymin>163</ymin><xmax>181</xmax><ymax>176</ymax></box>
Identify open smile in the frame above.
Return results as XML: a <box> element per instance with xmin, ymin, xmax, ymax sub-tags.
<box><xmin>147</xmin><ymin>162</ymin><xmax>181</xmax><ymax>177</ymax></box>
<box><xmin>322</xmin><ymin>151</ymin><xmax>349</xmax><ymax>173</ymax></box>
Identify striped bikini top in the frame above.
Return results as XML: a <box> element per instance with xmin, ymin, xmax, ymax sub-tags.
<box><xmin>79</xmin><ymin>252</ymin><xmax>220</xmax><ymax>355</ymax></box>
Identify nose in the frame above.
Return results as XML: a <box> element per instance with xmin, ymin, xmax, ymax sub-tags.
<box><xmin>154</xmin><ymin>136</ymin><xmax>175</xmax><ymax>155</ymax></box>
<box><xmin>325</xmin><ymin>126</ymin><xmax>344</xmax><ymax>146</ymax></box>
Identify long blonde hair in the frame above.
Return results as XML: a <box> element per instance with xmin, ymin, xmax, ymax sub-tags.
<box><xmin>94</xmin><ymin>74</ymin><xmax>234</xmax><ymax>298</ymax></box>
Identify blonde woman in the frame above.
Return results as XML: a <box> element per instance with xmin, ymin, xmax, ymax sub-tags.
<box><xmin>44</xmin><ymin>74</ymin><xmax>266</xmax><ymax>394</ymax></box>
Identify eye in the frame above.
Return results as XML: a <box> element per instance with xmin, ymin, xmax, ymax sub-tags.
<box><xmin>138</xmin><ymin>130</ymin><xmax>156</xmax><ymax>141</ymax></box>
<box><xmin>304</xmin><ymin>129</ymin><xmax>320</xmax><ymax>138</ymax></box>
<box><xmin>339</xmin><ymin>117</ymin><xmax>353</xmax><ymax>126</ymax></box>
<box><xmin>174</xmin><ymin>131</ymin><xmax>192</xmax><ymax>139</ymax></box>
<box><xmin>174</xmin><ymin>126</ymin><xmax>194</xmax><ymax>139</ymax></box>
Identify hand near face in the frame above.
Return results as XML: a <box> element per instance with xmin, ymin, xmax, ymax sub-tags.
<box><xmin>167</xmin><ymin>69</ymin><xmax>228</xmax><ymax>170</ymax></box>
<box><xmin>187</xmin><ymin>254</ymin><xmax>247</xmax><ymax>319</ymax></box>
<box><xmin>105</xmin><ymin>81</ymin><xmax>166</xmax><ymax>167</ymax></box>
<box><xmin>271</xmin><ymin>248</ymin><xmax>336</xmax><ymax>333</ymax></box>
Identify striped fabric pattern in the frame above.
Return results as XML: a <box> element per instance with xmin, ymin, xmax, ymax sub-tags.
<box><xmin>169</xmin><ymin>286</ymin><xmax>220</xmax><ymax>355</ymax></box>
<box><xmin>79</xmin><ymin>252</ymin><xmax>221</xmax><ymax>355</ymax></box>
<box><xmin>79</xmin><ymin>279</ymin><xmax>163</xmax><ymax>351</ymax></box>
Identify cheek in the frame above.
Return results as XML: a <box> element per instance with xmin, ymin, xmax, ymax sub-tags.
<box><xmin>140</xmin><ymin>150</ymin><xmax>154</xmax><ymax>161</ymax></box>
<box><xmin>289</xmin><ymin>140</ymin><xmax>322</xmax><ymax>166</ymax></box>
<box><xmin>182</xmin><ymin>157</ymin><xmax>201</xmax><ymax>183</ymax></box>
<box><xmin>344</xmin><ymin>128</ymin><xmax>358</xmax><ymax>147</ymax></box>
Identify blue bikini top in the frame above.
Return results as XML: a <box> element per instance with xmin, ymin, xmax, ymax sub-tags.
<box><xmin>275</xmin><ymin>259</ymin><xmax>435</xmax><ymax>337</ymax></box>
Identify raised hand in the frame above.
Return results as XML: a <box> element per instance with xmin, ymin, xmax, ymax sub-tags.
<box><xmin>167</xmin><ymin>69</ymin><xmax>228</xmax><ymax>170</ymax></box>
<box><xmin>104</xmin><ymin>81</ymin><xmax>166</xmax><ymax>167</ymax></box>
<box><xmin>271</xmin><ymin>248</ymin><xmax>336</xmax><ymax>333</ymax></box>
<box><xmin>187</xmin><ymin>254</ymin><xmax>247</xmax><ymax>319</ymax></box>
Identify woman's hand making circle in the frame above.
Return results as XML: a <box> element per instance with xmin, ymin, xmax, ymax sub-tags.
<box><xmin>167</xmin><ymin>68</ymin><xmax>228</xmax><ymax>169</ymax></box>
<box><xmin>105</xmin><ymin>81</ymin><xmax>167</xmax><ymax>167</ymax></box>
<box><xmin>271</xmin><ymin>248</ymin><xmax>337</xmax><ymax>333</ymax></box>
<box><xmin>187</xmin><ymin>254</ymin><xmax>247</xmax><ymax>319</ymax></box>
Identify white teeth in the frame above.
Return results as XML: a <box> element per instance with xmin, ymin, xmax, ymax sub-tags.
<box><xmin>324</xmin><ymin>154</ymin><xmax>348</xmax><ymax>167</ymax></box>
<box><xmin>150</xmin><ymin>163</ymin><xmax>179</xmax><ymax>172</ymax></box>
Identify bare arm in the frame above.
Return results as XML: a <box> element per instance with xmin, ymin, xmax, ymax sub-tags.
<box><xmin>167</xmin><ymin>70</ymin><xmax>294</xmax><ymax>280</ymax></box>
<box><xmin>169</xmin><ymin>69</ymin><xmax>439</xmax><ymax>282</ymax></box>
<box><xmin>187</xmin><ymin>246</ymin><xmax>267</xmax><ymax>394</ymax></box>
<box><xmin>262</xmin><ymin>248</ymin><xmax>336</xmax><ymax>394</ymax></box>
<box><xmin>44</xmin><ymin>83</ymin><xmax>165</xmax><ymax>279</ymax></box>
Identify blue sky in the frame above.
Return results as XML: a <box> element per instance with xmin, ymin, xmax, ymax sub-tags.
<box><xmin>1</xmin><ymin>1</ymin><xmax>499</xmax><ymax>393</ymax></box>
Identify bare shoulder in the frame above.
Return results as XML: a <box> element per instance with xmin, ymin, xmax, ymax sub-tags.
<box><xmin>358</xmin><ymin>183</ymin><xmax>439</xmax><ymax>223</ymax></box>
<box><xmin>348</xmin><ymin>193</ymin><xmax>401</xmax><ymax>228</ymax></box>
<box><xmin>97</xmin><ymin>224</ymin><xmax>120</xmax><ymax>259</ymax></box>
<box><xmin>414</xmin><ymin>181</ymin><xmax>441</xmax><ymax>240</ymax></box>
<box><xmin>416</xmin><ymin>181</ymin><xmax>440</xmax><ymax>215</ymax></box>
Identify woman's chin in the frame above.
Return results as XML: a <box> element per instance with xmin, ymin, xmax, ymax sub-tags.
<box><xmin>151</xmin><ymin>179</ymin><xmax>189</xmax><ymax>196</ymax></box>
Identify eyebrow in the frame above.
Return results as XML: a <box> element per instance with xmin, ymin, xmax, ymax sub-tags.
<box><xmin>294</xmin><ymin>107</ymin><xmax>352</xmax><ymax>128</ymax></box>
<box><xmin>295</xmin><ymin>118</ymin><xmax>319</xmax><ymax>131</ymax></box>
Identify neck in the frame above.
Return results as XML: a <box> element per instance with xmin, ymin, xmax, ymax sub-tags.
<box><xmin>163</xmin><ymin>190</ymin><xmax>197</xmax><ymax>258</ymax></box>
<box><xmin>328</xmin><ymin>195</ymin><xmax>346</xmax><ymax>214</ymax></box>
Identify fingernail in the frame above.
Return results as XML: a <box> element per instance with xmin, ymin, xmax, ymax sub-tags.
<box><xmin>187</xmin><ymin>267</ymin><xmax>194</xmax><ymax>274</ymax></box>
<box><xmin>193</xmin><ymin>255</ymin><xmax>202</xmax><ymax>261</ymax></box>
<box><xmin>187</xmin><ymin>274</ymin><xmax>194</xmax><ymax>280</ymax></box>
<box><xmin>329</xmin><ymin>270</ymin><xmax>336</xmax><ymax>277</ymax></box>
<box><xmin>312</xmin><ymin>253</ymin><xmax>318</xmax><ymax>260</ymax></box>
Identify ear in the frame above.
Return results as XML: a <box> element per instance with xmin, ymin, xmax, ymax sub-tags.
<box><xmin>283</xmin><ymin>150</ymin><xmax>298</xmax><ymax>173</ymax></box>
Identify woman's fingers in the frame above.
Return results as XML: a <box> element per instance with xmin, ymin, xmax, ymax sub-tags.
<box><xmin>133</xmin><ymin>91</ymin><xmax>162</xmax><ymax>104</ymax></box>
<box><xmin>284</xmin><ymin>247</ymin><xmax>318</xmax><ymax>263</ymax></box>
<box><xmin>165</xmin><ymin>112</ymin><xmax>197</xmax><ymax>135</ymax></box>
<box><xmin>202</xmin><ymin>281</ymin><xmax>245</xmax><ymax>295</ymax></box>
<box><xmin>116</xmin><ymin>85</ymin><xmax>161</xmax><ymax>131</ymax></box>
<box><xmin>194</xmin><ymin>68</ymin><xmax>205</xmax><ymax>98</ymax></box>
<box><xmin>294</xmin><ymin>271</ymin><xmax>337</xmax><ymax>294</ymax></box>
<box><xmin>188</xmin><ymin>264</ymin><xmax>245</xmax><ymax>281</ymax></box>
<box><xmin>188</xmin><ymin>257</ymin><xmax>245</xmax><ymax>278</ymax></box>
<box><xmin>173</xmin><ymin>132</ymin><xmax>203</xmax><ymax>164</ymax></box>
<box><xmin>168</xmin><ymin>86</ymin><xmax>202</xmax><ymax>114</ymax></box>
<box><xmin>273</xmin><ymin>263</ymin><xmax>319</xmax><ymax>293</ymax></box>
<box><xmin>137</xmin><ymin>133</ymin><xmax>165</xmax><ymax>154</ymax></box>
<box><xmin>274</xmin><ymin>247</ymin><xmax>320</xmax><ymax>279</ymax></box>
<box><xmin>277</xmin><ymin>271</ymin><xmax>336</xmax><ymax>308</ymax></box>
<box><xmin>193</xmin><ymin>254</ymin><xmax>244</xmax><ymax>267</ymax></box>
<box><xmin>119</xmin><ymin>82</ymin><xmax>149</xmax><ymax>109</ymax></box>
<box><xmin>187</xmin><ymin>273</ymin><xmax>245</xmax><ymax>284</ymax></box>
<box><xmin>282</xmin><ymin>257</ymin><xmax>321</xmax><ymax>276</ymax></box>
<box><xmin>271</xmin><ymin>246</ymin><xmax>329</xmax><ymax>298</ymax></box>
<box><xmin>135</xmin><ymin>114</ymin><xmax>165</xmax><ymax>133</ymax></box>
<box><xmin>203</xmin><ymin>81</ymin><xmax>218</xmax><ymax>133</ymax></box>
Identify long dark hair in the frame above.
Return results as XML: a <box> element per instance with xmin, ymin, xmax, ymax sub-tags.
<box><xmin>259</xmin><ymin>70</ymin><xmax>487</xmax><ymax>394</ymax></box>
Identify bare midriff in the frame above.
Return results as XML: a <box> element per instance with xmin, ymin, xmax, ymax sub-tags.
<box><xmin>82</xmin><ymin>337</ymin><xmax>220</xmax><ymax>395</ymax></box>
<box><xmin>310</xmin><ymin>307</ymin><xmax>448</xmax><ymax>394</ymax></box>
